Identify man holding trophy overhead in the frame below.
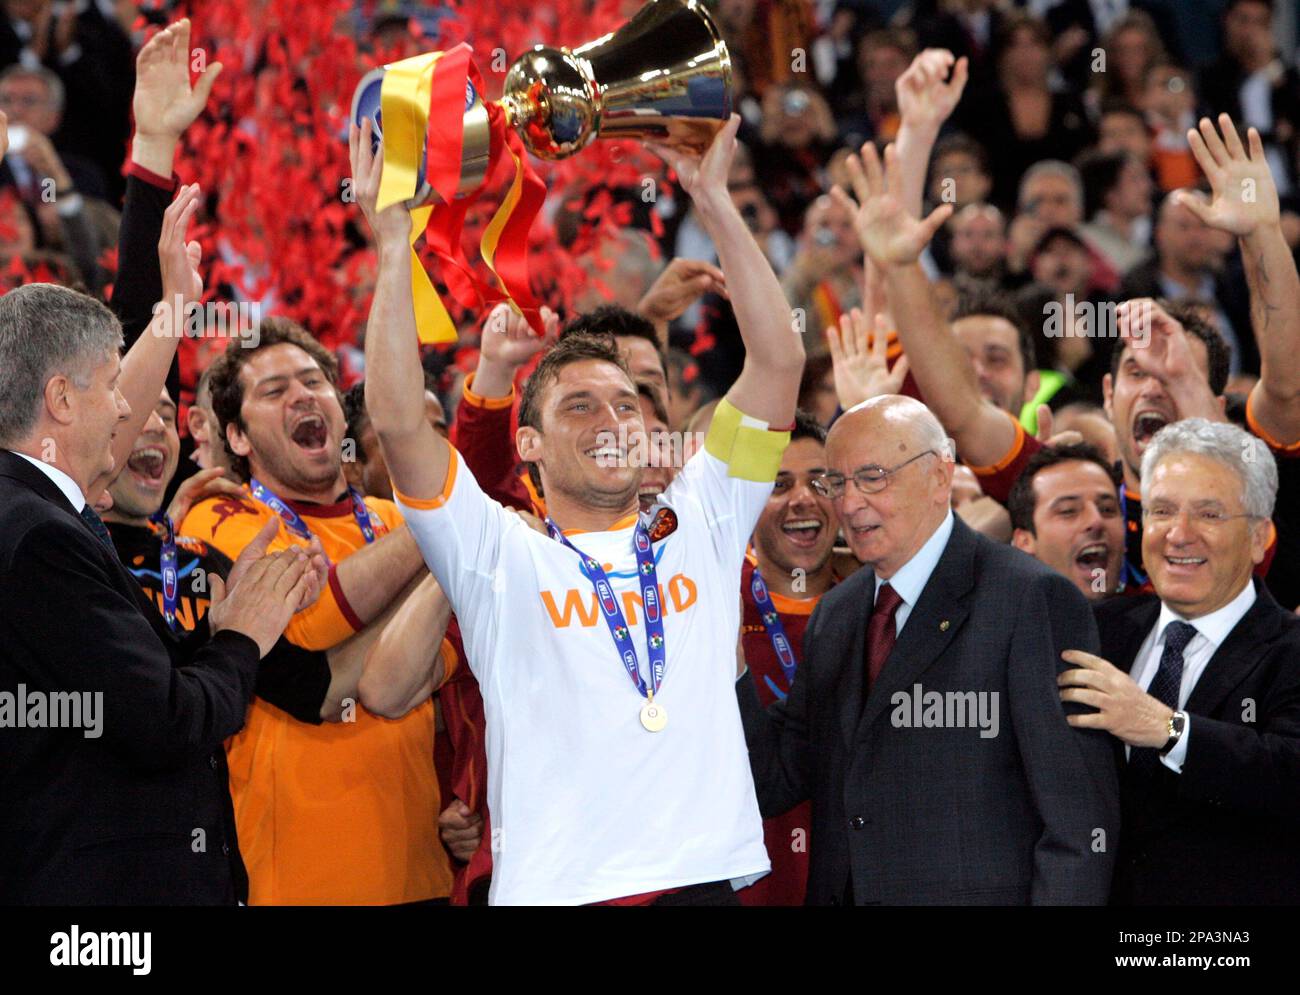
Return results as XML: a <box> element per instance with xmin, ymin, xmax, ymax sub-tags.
<box><xmin>348</xmin><ymin>0</ymin><xmax>805</xmax><ymax>902</ymax></box>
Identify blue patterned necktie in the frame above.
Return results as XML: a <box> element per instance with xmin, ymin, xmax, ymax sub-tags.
<box><xmin>79</xmin><ymin>505</ymin><xmax>115</xmax><ymax>549</ymax></box>
<box><xmin>1130</xmin><ymin>620</ymin><xmax>1197</xmax><ymax>772</ymax></box>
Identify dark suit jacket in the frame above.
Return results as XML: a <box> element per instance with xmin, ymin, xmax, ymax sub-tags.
<box><xmin>1096</xmin><ymin>582</ymin><xmax>1300</xmax><ymax>905</ymax></box>
<box><xmin>738</xmin><ymin>517</ymin><xmax>1120</xmax><ymax>905</ymax></box>
<box><xmin>0</xmin><ymin>450</ymin><xmax>258</xmax><ymax>905</ymax></box>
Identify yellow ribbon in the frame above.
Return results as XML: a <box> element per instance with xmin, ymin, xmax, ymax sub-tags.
<box><xmin>377</xmin><ymin>52</ymin><xmax>458</xmax><ymax>344</ymax></box>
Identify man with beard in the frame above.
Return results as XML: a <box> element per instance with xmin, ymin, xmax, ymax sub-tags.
<box><xmin>180</xmin><ymin>318</ymin><xmax>456</xmax><ymax>906</ymax></box>
<box><xmin>1008</xmin><ymin>443</ymin><xmax>1125</xmax><ymax>600</ymax></box>
<box><xmin>737</xmin><ymin>410</ymin><xmax>841</xmax><ymax>905</ymax></box>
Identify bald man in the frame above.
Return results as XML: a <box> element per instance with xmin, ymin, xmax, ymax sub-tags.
<box><xmin>736</xmin><ymin>396</ymin><xmax>1120</xmax><ymax>905</ymax></box>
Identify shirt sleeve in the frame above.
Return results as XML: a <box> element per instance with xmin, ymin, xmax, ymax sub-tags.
<box><xmin>966</xmin><ymin>412</ymin><xmax>1043</xmax><ymax>505</ymax></box>
<box><xmin>393</xmin><ymin>447</ymin><xmax>518</xmax><ymax>644</ymax></box>
<box><xmin>667</xmin><ymin>397</ymin><xmax>790</xmax><ymax>561</ymax></box>
<box><xmin>1160</xmin><ymin>718</ymin><xmax>1190</xmax><ymax>773</ymax></box>
<box><xmin>179</xmin><ymin>496</ymin><xmax>360</xmax><ymax>650</ymax></box>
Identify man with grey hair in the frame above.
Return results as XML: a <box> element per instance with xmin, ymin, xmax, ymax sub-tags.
<box><xmin>0</xmin><ymin>283</ymin><xmax>323</xmax><ymax>905</ymax></box>
<box><xmin>1060</xmin><ymin>417</ymin><xmax>1300</xmax><ymax>904</ymax></box>
<box><xmin>738</xmin><ymin>388</ymin><xmax>1119</xmax><ymax>904</ymax></box>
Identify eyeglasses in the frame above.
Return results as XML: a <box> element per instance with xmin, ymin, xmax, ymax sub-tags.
<box><xmin>1142</xmin><ymin>504</ymin><xmax>1256</xmax><ymax>529</ymax></box>
<box><xmin>811</xmin><ymin>450</ymin><xmax>936</xmax><ymax>499</ymax></box>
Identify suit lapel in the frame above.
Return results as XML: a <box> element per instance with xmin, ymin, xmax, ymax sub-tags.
<box><xmin>0</xmin><ymin>450</ymin><xmax>148</xmax><ymax>600</ymax></box>
<box><xmin>1100</xmin><ymin>595</ymin><xmax>1160</xmax><ymax>681</ymax></box>
<box><xmin>835</xmin><ymin>568</ymin><xmax>874</xmax><ymax>749</ymax></box>
<box><xmin>857</xmin><ymin>518</ymin><xmax>977</xmax><ymax>738</ymax></box>
<box><xmin>1185</xmin><ymin>581</ymin><xmax>1285</xmax><ymax>717</ymax></box>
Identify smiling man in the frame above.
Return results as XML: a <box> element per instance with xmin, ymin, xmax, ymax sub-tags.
<box><xmin>1061</xmin><ymin>419</ymin><xmax>1300</xmax><ymax>904</ymax></box>
<box><xmin>179</xmin><ymin>318</ymin><xmax>459</xmax><ymax>907</ymax></box>
<box><xmin>737</xmin><ymin>409</ymin><xmax>839</xmax><ymax>906</ymax></box>
<box><xmin>1009</xmin><ymin>443</ymin><xmax>1125</xmax><ymax>599</ymax></box>
<box><xmin>353</xmin><ymin>112</ymin><xmax>804</xmax><ymax>905</ymax></box>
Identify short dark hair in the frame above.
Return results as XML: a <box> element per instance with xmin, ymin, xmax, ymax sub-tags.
<box><xmin>1076</xmin><ymin>149</ymin><xmax>1130</xmax><ymax>219</ymax></box>
<box><xmin>208</xmin><ymin>316</ymin><xmax>339</xmax><ymax>481</ymax></box>
<box><xmin>1098</xmin><ymin>100</ymin><xmax>1146</xmax><ymax>125</ymax></box>
<box><xmin>951</xmin><ymin>285</ymin><xmax>1037</xmax><ymax>372</ymax></box>
<box><xmin>791</xmin><ymin>407</ymin><xmax>827</xmax><ymax>445</ymax></box>
<box><xmin>1108</xmin><ymin>298</ymin><xmax>1230</xmax><ymax>397</ymax></box>
<box><xmin>344</xmin><ymin>372</ymin><xmax>439</xmax><ymax>464</ymax></box>
<box><xmin>559</xmin><ymin>305</ymin><xmax>662</xmax><ymax>361</ymax></box>
<box><xmin>1007</xmin><ymin>441</ymin><xmax>1121</xmax><ymax>534</ymax></box>
<box><xmin>637</xmin><ymin>381</ymin><xmax>669</xmax><ymax>427</ymax></box>
<box><xmin>931</xmin><ymin>133</ymin><xmax>990</xmax><ymax>176</ymax></box>
<box><xmin>517</xmin><ymin>332</ymin><xmax>633</xmax><ymax>489</ymax></box>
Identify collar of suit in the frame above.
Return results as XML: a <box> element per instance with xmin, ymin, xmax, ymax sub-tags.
<box><xmin>1098</xmin><ymin>577</ymin><xmax>1291</xmax><ymax>720</ymax></box>
<box><xmin>837</xmin><ymin>515</ymin><xmax>979</xmax><ymax>747</ymax></box>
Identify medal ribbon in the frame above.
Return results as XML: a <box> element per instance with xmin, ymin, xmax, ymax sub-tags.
<box><xmin>546</xmin><ymin>518</ymin><xmax>666</xmax><ymax>700</ymax></box>
<box><xmin>248</xmin><ymin>478</ymin><xmax>377</xmax><ymax>557</ymax></box>
<box><xmin>150</xmin><ymin>511</ymin><xmax>179</xmax><ymax>633</ymax></box>
<box><xmin>749</xmin><ymin>565</ymin><xmax>798</xmax><ymax>697</ymax></box>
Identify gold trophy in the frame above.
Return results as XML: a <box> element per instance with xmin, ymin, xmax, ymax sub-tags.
<box><xmin>351</xmin><ymin>0</ymin><xmax>732</xmax><ymax>206</ymax></box>
<box><xmin>349</xmin><ymin>0</ymin><xmax>731</xmax><ymax>342</ymax></box>
<box><xmin>500</xmin><ymin>0</ymin><xmax>732</xmax><ymax>161</ymax></box>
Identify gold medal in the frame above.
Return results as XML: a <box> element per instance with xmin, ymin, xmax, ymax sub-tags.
<box><xmin>640</xmin><ymin>697</ymin><xmax>668</xmax><ymax>732</ymax></box>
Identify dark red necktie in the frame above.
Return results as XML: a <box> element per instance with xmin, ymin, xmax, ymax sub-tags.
<box><xmin>866</xmin><ymin>583</ymin><xmax>904</xmax><ymax>688</ymax></box>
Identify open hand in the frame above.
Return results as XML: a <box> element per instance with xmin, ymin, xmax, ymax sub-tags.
<box><xmin>159</xmin><ymin>182</ymin><xmax>204</xmax><ymax>306</ymax></box>
<box><xmin>827</xmin><ymin>309</ymin><xmax>909</xmax><ymax>408</ymax></box>
<box><xmin>831</xmin><ymin>142</ymin><xmax>952</xmax><ymax>268</ymax></box>
<box><xmin>1177</xmin><ymin>114</ymin><xmax>1279</xmax><ymax>238</ymax></box>
<box><xmin>134</xmin><ymin>19</ymin><xmax>223</xmax><ymax>142</ymax></box>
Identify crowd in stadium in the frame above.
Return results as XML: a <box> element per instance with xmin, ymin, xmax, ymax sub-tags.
<box><xmin>1</xmin><ymin>0</ymin><xmax>1299</xmax><ymax>907</ymax></box>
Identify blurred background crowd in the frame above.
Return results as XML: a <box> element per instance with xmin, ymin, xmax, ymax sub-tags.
<box><xmin>2</xmin><ymin>0</ymin><xmax>1297</xmax><ymax>446</ymax></box>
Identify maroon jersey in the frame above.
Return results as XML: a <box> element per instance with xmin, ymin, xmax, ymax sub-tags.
<box><xmin>737</xmin><ymin>557</ymin><xmax>827</xmax><ymax>906</ymax></box>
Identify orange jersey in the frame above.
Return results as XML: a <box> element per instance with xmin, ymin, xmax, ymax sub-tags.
<box><xmin>181</xmin><ymin>487</ymin><xmax>455</xmax><ymax>905</ymax></box>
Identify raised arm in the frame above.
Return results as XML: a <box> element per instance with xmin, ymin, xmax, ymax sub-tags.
<box><xmin>1178</xmin><ymin>114</ymin><xmax>1300</xmax><ymax>447</ymax></box>
<box><xmin>893</xmin><ymin>49</ymin><xmax>968</xmax><ymax>219</ymax></box>
<box><xmin>350</xmin><ymin>120</ymin><xmax>450</xmax><ymax>501</ymax></box>
<box><xmin>831</xmin><ymin>142</ymin><xmax>1018</xmax><ymax>465</ymax></box>
<box><xmin>114</xmin><ymin>19</ymin><xmax>220</xmax><ymax>348</ymax></box>
<box><xmin>90</xmin><ymin>184</ymin><xmax>204</xmax><ymax>501</ymax></box>
<box><xmin>649</xmin><ymin>116</ymin><xmax>804</xmax><ymax>426</ymax></box>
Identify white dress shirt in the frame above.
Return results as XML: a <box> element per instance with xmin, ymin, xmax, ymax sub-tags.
<box><xmin>873</xmin><ymin>509</ymin><xmax>955</xmax><ymax>635</ymax></box>
<box><xmin>10</xmin><ymin>450</ymin><xmax>86</xmax><ymax>511</ymax></box>
<box><xmin>1128</xmin><ymin>580</ymin><xmax>1258</xmax><ymax>772</ymax></box>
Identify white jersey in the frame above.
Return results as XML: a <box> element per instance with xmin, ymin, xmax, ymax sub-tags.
<box><xmin>396</xmin><ymin>407</ymin><xmax>785</xmax><ymax>904</ymax></box>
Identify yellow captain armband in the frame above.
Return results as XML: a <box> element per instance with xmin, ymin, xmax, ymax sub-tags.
<box><xmin>703</xmin><ymin>398</ymin><xmax>791</xmax><ymax>482</ymax></box>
